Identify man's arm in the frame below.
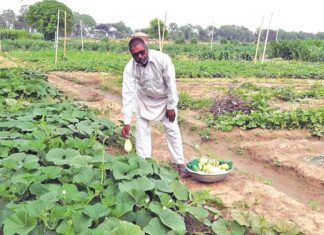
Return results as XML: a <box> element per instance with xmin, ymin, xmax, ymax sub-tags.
<box><xmin>122</xmin><ymin>63</ymin><xmax>136</xmax><ymax>137</ymax></box>
<box><xmin>163</xmin><ymin>55</ymin><xmax>178</xmax><ymax>122</ymax></box>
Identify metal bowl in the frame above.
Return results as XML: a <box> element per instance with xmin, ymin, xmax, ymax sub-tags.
<box><xmin>186</xmin><ymin>162</ymin><xmax>233</xmax><ymax>183</ymax></box>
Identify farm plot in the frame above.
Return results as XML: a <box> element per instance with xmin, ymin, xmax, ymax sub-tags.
<box><xmin>2</xmin><ymin>68</ymin><xmax>264</xmax><ymax>235</ymax></box>
<box><xmin>1</xmin><ymin>50</ymin><xmax>324</xmax><ymax>234</ymax></box>
<box><xmin>44</xmin><ymin>70</ymin><xmax>324</xmax><ymax>234</ymax></box>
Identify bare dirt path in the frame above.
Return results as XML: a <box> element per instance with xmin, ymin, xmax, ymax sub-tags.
<box><xmin>48</xmin><ymin>71</ymin><xmax>324</xmax><ymax>235</ymax></box>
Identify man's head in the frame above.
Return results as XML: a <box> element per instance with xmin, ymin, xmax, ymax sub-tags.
<box><xmin>128</xmin><ymin>37</ymin><xmax>149</xmax><ymax>66</ymax></box>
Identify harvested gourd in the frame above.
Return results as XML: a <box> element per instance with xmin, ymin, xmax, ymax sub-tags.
<box><xmin>187</xmin><ymin>157</ymin><xmax>233</xmax><ymax>174</ymax></box>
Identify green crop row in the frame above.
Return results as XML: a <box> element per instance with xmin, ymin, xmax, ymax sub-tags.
<box><xmin>269</xmin><ymin>40</ymin><xmax>324</xmax><ymax>62</ymax></box>
<box><xmin>4</xmin><ymin>50</ymin><xmax>324</xmax><ymax>80</ymax></box>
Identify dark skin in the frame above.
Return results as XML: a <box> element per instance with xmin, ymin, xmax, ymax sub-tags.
<box><xmin>121</xmin><ymin>42</ymin><xmax>176</xmax><ymax>138</ymax></box>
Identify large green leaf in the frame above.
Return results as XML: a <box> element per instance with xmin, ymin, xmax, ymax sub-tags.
<box><xmin>119</xmin><ymin>177</ymin><xmax>155</xmax><ymax>203</ymax></box>
<box><xmin>83</xmin><ymin>203</ymin><xmax>110</xmax><ymax>220</ymax></box>
<box><xmin>159</xmin><ymin>166</ymin><xmax>178</xmax><ymax>182</ymax></box>
<box><xmin>29</xmin><ymin>182</ymin><xmax>49</xmax><ymax>197</ymax></box>
<box><xmin>41</xmin><ymin>166</ymin><xmax>63</xmax><ymax>179</ymax></box>
<box><xmin>152</xmin><ymin>179</ymin><xmax>173</xmax><ymax>193</ymax></box>
<box><xmin>73</xmin><ymin>211</ymin><xmax>93</xmax><ymax>233</ymax></box>
<box><xmin>25</xmin><ymin>200</ymin><xmax>55</xmax><ymax>217</ymax></box>
<box><xmin>143</xmin><ymin>217</ymin><xmax>169</xmax><ymax>235</ymax></box>
<box><xmin>158</xmin><ymin>208</ymin><xmax>186</xmax><ymax>232</ymax></box>
<box><xmin>110</xmin><ymin>192</ymin><xmax>135</xmax><ymax>218</ymax></box>
<box><xmin>111</xmin><ymin>160</ymin><xmax>139</xmax><ymax>180</ymax></box>
<box><xmin>110</xmin><ymin>221</ymin><xmax>144</xmax><ymax>235</ymax></box>
<box><xmin>134</xmin><ymin>210</ymin><xmax>153</xmax><ymax>228</ymax></box>
<box><xmin>3</xmin><ymin>210</ymin><xmax>37</xmax><ymax>235</ymax></box>
<box><xmin>56</xmin><ymin>219</ymin><xmax>74</xmax><ymax>235</ymax></box>
<box><xmin>60</xmin><ymin>184</ymin><xmax>88</xmax><ymax>203</ymax></box>
<box><xmin>45</xmin><ymin>148</ymin><xmax>80</xmax><ymax>165</ymax></box>
<box><xmin>172</xmin><ymin>181</ymin><xmax>188</xmax><ymax>200</ymax></box>
<box><xmin>185</xmin><ymin>206</ymin><xmax>209</xmax><ymax>221</ymax></box>
<box><xmin>138</xmin><ymin>158</ymin><xmax>154</xmax><ymax>176</ymax></box>
<box><xmin>73</xmin><ymin>168</ymin><xmax>101</xmax><ymax>187</ymax></box>
<box><xmin>211</xmin><ymin>218</ymin><xmax>246</xmax><ymax>235</ymax></box>
<box><xmin>231</xmin><ymin>209</ymin><xmax>254</xmax><ymax>227</ymax></box>
<box><xmin>16</xmin><ymin>121</ymin><xmax>36</xmax><ymax>131</ymax></box>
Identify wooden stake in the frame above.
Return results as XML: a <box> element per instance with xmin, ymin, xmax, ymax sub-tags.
<box><xmin>80</xmin><ymin>20</ymin><xmax>84</xmax><ymax>52</ymax></box>
<box><xmin>55</xmin><ymin>9</ymin><xmax>60</xmax><ymax>65</ymax></box>
<box><xmin>254</xmin><ymin>15</ymin><xmax>264</xmax><ymax>63</ymax></box>
<box><xmin>64</xmin><ymin>10</ymin><xmax>67</xmax><ymax>57</ymax></box>
<box><xmin>210</xmin><ymin>22</ymin><xmax>215</xmax><ymax>51</ymax></box>
<box><xmin>157</xmin><ymin>18</ymin><xmax>162</xmax><ymax>52</ymax></box>
<box><xmin>161</xmin><ymin>11</ymin><xmax>167</xmax><ymax>52</ymax></box>
<box><xmin>262</xmin><ymin>13</ymin><xmax>273</xmax><ymax>63</ymax></box>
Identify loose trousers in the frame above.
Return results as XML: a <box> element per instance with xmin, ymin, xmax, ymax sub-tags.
<box><xmin>135</xmin><ymin>112</ymin><xmax>184</xmax><ymax>164</ymax></box>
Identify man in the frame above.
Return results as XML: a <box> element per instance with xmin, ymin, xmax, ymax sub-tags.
<box><xmin>121</xmin><ymin>37</ymin><xmax>188</xmax><ymax>177</ymax></box>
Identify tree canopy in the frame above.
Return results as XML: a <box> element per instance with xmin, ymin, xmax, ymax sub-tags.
<box><xmin>73</xmin><ymin>12</ymin><xmax>96</xmax><ymax>36</ymax></box>
<box><xmin>147</xmin><ymin>18</ymin><xmax>168</xmax><ymax>39</ymax></box>
<box><xmin>26</xmin><ymin>0</ymin><xmax>73</xmax><ymax>40</ymax></box>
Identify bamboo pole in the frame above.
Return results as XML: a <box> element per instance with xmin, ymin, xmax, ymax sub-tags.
<box><xmin>80</xmin><ymin>20</ymin><xmax>84</xmax><ymax>52</ymax></box>
<box><xmin>254</xmin><ymin>15</ymin><xmax>264</xmax><ymax>63</ymax></box>
<box><xmin>157</xmin><ymin>18</ymin><xmax>162</xmax><ymax>51</ymax></box>
<box><xmin>55</xmin><ymin>9</ymin><xmax>60</xmax><ymax>65</ymax></box>
<box><xmin>63</xmin><ymin>10</ymin><xmax>67</xmax><ymax>57</ymax></box>
<box><xmin>261</xmin><ymin>13</ymin><xmax>273</xmax><ymax>63</ymax></box>
<box><xmin>161</xmin><ymin>11</ymin><xmax>167</xmax><ymax>52</ymax></box>
<box><xmin>210</xmin><ymin>22</ymin><xmax>215</xmax><ymax>51</ymax></box>
<box><xmin>275</xmin><ymin>29</ymin><xmax>279</xmax><ymax>41</ymax></box>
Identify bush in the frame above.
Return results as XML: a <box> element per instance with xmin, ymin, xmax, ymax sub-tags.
<box><xmin>175</xmin><ymin>38</ymin><xmax>186</xmax><ymax>44</ymax></box>
<box><xmin>0</xmin><ymin>29</ymin><xmax>42</xmax><ymax>40</ymax></box>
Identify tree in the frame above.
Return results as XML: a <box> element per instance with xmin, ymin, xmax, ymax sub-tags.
<box><xmin>147</xmin><ymin>18</ymin><xmax>167</xmax><ymax>39</ymax></box>
<box><xmin>110</xmin><ymin>22</ymin><xmax>133</xmax><ymax>38</ymax></box>
<box><xmin>16</xmin><ymin>5</ymin><xmax>30</xmax><ymax>30</ymax></box>
<box><xmin>0</xmin><ymin>9</ymin><xmax>16</xmax><ymax>28</ymax></box>
<box><xmin>179</xmin><ymin>24</ymin><xmax>194</xmax><ymax>41</ymax></box>
<box><xmin>26</xmin><ymin>0</ymin><xmax>73</xmax><ymax>40</ymax></box>
<box><xmin>168</xmin><ymin>22</ymin><xmax>180</xmax><ymax>40</ymax></box>
<box><xmin>73</xmin><ymin>12</ymin><xmax>96</xmax><ymax>36</ymax></box>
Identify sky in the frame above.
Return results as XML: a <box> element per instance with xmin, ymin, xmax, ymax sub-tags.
<box><xmin>1</xmin><ymin>0</ymin><xmax>324</xmax><ymax>33</ymax></box>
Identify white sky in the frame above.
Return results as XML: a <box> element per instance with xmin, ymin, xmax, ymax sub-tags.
<box><xmin>1</xmin><ymin>0</ymin><xmax>324</xmax><ymax>33</ymax></box>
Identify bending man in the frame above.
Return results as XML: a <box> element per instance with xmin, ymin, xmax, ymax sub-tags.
<box><xmin>121</xmin><ymin>37</ymin><xmax>188</xmax><ymax>177</ymax></box>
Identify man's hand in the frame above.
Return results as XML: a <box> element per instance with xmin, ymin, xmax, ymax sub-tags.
<box><xmin>166</xmin><ymin>109</ymin><xmax>176</xmax><ymax>122</ymax></box>
<box><xmin>121</xmin><ymin>125</ymin><xmax>130</xmax><ymax>138</ymax></box>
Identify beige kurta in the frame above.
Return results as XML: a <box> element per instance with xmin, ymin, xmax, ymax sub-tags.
<box><xmin>122</xmin><ymin>49</ymin><xmax>178</xmax><ymax>124</ymax></box>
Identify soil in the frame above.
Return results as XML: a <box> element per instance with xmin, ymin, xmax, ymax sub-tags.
<box><xmin>47</xmin><ymin>71</ymin><xmax>324</xmax><ymax>235</ymax></box>
<box><xmin>177</xmin><ymin>77</ymin><xmax>324</xmax><ymax>111</ymax></box>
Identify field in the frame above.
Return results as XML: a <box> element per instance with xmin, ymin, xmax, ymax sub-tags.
<box><xmin>0</xmin><ymin>39</ymin><xmax>324</xmax><ymax>235</ymax></box>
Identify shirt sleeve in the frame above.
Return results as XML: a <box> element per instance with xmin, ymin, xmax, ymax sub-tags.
<box><xmin>122</xmin><ymin>62</ymin><xmax>136</xmax><ymax>125</ymax></box>
<box><xmin>163</xmin><ymin>55</ymin><xmax>178</xmax><ymax>110</ymax></box>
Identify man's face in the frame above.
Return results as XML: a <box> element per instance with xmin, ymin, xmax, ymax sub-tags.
<box><xmin>130</xmin><ymin>43</ymin><xmax>148</xmax><ymax>66</ymax></box>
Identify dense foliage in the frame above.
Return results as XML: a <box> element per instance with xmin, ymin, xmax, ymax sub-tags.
<box><xmin>269</xmin><ymin>40</ymin><xmax>324</xmax><ymax>62</ymax></box>
<box><xmin>26</xmin><ymin>0</ymin><xmax>73</xmax><ymax>40</ymax></box>
<box><xmin>0</xmin><ymin>29</ymin><xmax>42</xmax><ymax>40</ymax></box>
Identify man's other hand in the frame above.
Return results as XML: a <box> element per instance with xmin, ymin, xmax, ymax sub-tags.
<box><xmin>166</xmin><ymin>109</ymin><xmax>176</xmax><ymax>122</ymax></box>
<box><xmin>121</xmin><ymin>125</ymin><xmax>130</xmax><ymax>138</ymax></box>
